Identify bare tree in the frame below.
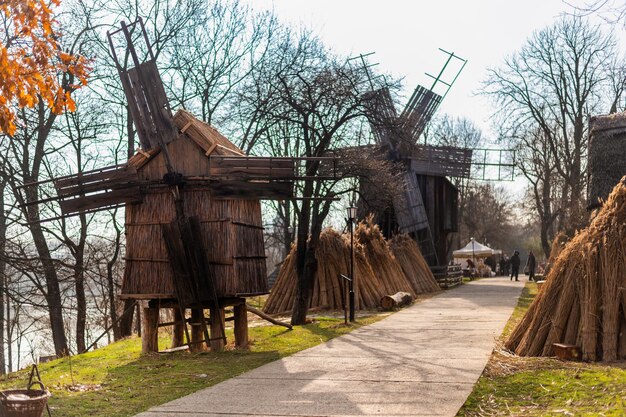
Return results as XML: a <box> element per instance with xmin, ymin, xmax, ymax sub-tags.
<box><xmin>238</xmin><ymin>29</ymin><xmax>397</xmax><ymax>325</ymax></box>
<box><xmin>483</xmin><ymin>16</ymin><xmax>617</xmax><ymax>241</ymax></box>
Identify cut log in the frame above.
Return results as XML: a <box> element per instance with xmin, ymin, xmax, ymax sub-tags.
<box><xmin>246</xmin><ymin>305</ymin><xmax>293</xmax><ymax>330</ymax></box>
<box><xmin>380</xmin><ymin>292</ymin><xmax>414</xmax><ymax>310</ymax></box>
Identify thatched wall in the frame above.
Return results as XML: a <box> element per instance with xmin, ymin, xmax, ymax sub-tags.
<box><xmin>588</xmin><ymin>112</ymin><xmax>626</xmax><ymax>210</ymax></box>
<box><xmin>122</xmin><ymin>110</ymin><xmax>267</xmax><ymax>300</ymax></box>
<box><xmin>123</xmin><ymin>190</ymin><xmax>267</xmax><ymax>299</ymax></box>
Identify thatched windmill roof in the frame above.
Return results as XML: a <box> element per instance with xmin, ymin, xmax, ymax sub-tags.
<box><xmin>507</xmin><ymin>176</ymin><xmax>626</xmax><ymax>361</ymax></box>
<box><xmin>588</xmin><ymin>112</ymin><xmax>626</xmax><ymax>210</ymax></box>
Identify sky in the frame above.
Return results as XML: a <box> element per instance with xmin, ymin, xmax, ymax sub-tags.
<box><xmin>244</xmin><ymin>0</ymin><xmax>592</xmax><ymax>142</ymax></box>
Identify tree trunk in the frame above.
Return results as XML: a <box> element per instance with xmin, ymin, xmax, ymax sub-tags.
<box><xmin>0</xmin><ymin>180</ymin><xmax>7</xmax><ymax>374</ymax></box>
<box><xmin>72</xmin><ymin>212</ymin><xmax>88</xmax><ymax>353</ymax></box>
<box><xmin>74</xmin><ymin>250</ymin><xmax>86</xmax><ymax>353</ymax></box>
<box><xmin>6</xmin><ymin>295</ymin><xmax>10</xmax><ymax>373</ymax></box>
<box><xmin>292</xmin><ymin>185</ymin><xmax>312</xmax><ymax>325</ymax></box>
<box><xmin>118</xmin><ymin>299</ymin><xmax>135</xmax><ymax>338</ymax></box>
<box><xmin>106</xmin><ymin>213</ymin><xmax>122</xmax><ymax>340</ymax></box>
<box><xmin>25</xmin><ymin>200</ymin><xmax>68</xmax><ymax>356</ymax></box>
<box><xmin>17</xmin><ymin>107</ymin><xmax>68</xmax><ymax>356</ymax></box>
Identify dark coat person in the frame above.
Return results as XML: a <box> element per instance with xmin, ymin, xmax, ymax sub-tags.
<box><xmin>510</xmin><ymin>251</ymin><xmax>521</xmax><ymax>282</ymax></box>
<box><xmin>526</xmin><ymin>251</ymin><xmax>537</xmax><ymax>281</ymax></box>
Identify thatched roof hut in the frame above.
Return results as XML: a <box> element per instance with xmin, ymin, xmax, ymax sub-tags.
<box><xmin>121</xmin><ymin>110</ymin><xmax>267</xmax><ymax>301</ymax></box>
<box><xmin>587</xmin><ymin>112</ymin><xmax>626</xmax><ymax>211</ymax></box>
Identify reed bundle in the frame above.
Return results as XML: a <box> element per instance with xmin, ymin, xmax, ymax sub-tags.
<box><xmin>389</xmin><ymin>234</ymin><xmax>440</xmax><ymax>294</ymax></box>
<box><xmin>263</xmin><ymin>218</ymin><xmax>437</xmax><ymax>315</ymax></box>
<box><xmin>544</xmin><ymin>231</ymin><xmax>568</xmax><ymax>275</ymax></box>
<box><xmin>506</xmin><ymin>177</ymin><xmax>626</xmax><ymax>361</ymax></box>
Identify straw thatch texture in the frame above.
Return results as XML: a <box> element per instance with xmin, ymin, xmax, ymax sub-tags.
<box><xmin>122</xmin><ymin>111</ymin><xmax>267</xmax><ymax>300</ymax></box>
<box><xmin>587</xmin><ymin>112</ymin><xmax>626</xmax><ymax>210</ymax></box>
<box><xmin>123</xmin><ymin>190</ymin><xmax>267</xmax><ymax>298</ymax></box>
<box><xmin>263</xmin><ymin>219</ymin><xmax>438</xmax><ymax>314</ymax></box>
<box><xmin>389</xmin><ymin>234</ymin><xmax>439</xmax><ymax>294</ymax></box>
<box><xmin>506</xmin><ymin>177</ymin><xmax>626</xmax><ymax>361</ymax></box>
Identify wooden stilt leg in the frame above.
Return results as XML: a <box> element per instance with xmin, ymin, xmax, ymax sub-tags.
<box><xmin>172</xmin><ymin>308</ymin><xmax>185</xmax><ymax>348</ymax></box>
<box><xmin>191</xmin><ymin>308</ymin><xmax>205</xmax><ymax>352</ymax></box>
<box><xmin>210</xmin><ymin>307</ymin><xmax>225</xmax><ymax>352</ymax></box>
<box><xmin>234</xmin><ymin>303</ymin><xmax>249</xmax><ymax>349</ymax></box>
<box><xmin>141</xmin><ymin>306</ymin><xmax>159</xmax><ymax>353</ymax></box>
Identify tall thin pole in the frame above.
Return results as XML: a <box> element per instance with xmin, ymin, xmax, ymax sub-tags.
<box><xmin>349</xmin><ymin>220</ymin><xmax>355</xmax><ymax>322</ymax></box>
<box><xmin>472</xmin><ymin>238</ymin><xmax>475</xmax><ymax>278</ymax></box>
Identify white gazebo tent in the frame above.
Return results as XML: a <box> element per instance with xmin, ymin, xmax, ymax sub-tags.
<box><xmin>453</xmin><ymin>238</ymin><xmax>502</xmax><ymax>273</ymax></box>
<box><xmin>453</xmin><ymin>239</ymin><xmax>499</xmax><ymax>258</ymax></box>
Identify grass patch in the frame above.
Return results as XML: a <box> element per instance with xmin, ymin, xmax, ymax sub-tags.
<box><xmin>458</xmin><ymin>282</ymin><xmax>626</xmax><ymax>416</ymax></box>
<box><xmin>1</xmin><ymin>313</ymin><xmax>388</xmax><ymax>417</ymax></box>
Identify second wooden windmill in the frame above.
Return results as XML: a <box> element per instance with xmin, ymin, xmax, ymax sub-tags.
<box><xmin>356</xmin><ymin>51</ymin><xmax>471</xmax><ymax>272</ymax></box>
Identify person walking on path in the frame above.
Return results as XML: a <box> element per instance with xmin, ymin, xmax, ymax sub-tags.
<box><xmin>526</xmin><ymin>250</ymin><xmax>536</xmax><ymax>281</ymax></box>
<box><xmin>510</xmin><ymin>251</ymin><xmax>520</xmax><ymax>281</ymax></box>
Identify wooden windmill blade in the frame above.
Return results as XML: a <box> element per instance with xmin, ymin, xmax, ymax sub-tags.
<box><xmin>392</xmin><ymin>171</ymin><xmax>429</xmax><ymax>233</ymax></box>
<box><xmin>400</xmin><ymin>85</ymin><xmax>442</xmax><ymax>144</ymax></box>
<box><xmin>362</xmin><ymin>87</ymin><xmax>399</xmax><ymax>148</ymax></box>
<box><xmin>18</xmin><ymin>164</ymin><xmax>145</xmax><ymax>222</ymax></box>
<box><xmin>107</xmin><ymin>19</ymin><xmax>178</xmax><ymax>150</ymax></box>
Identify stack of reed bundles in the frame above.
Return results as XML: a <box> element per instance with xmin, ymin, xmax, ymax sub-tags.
<box><xmin>506</xmin><ymin>177</ymin><xmax>626</xmax><ymax>361</ymax></box>
<box><xmin>354</xmin><ymin>218</ymin><xmax>415</xmax><ymax>297</ymax></box>
<box><xmin>263</xmin><ymin>218</ymin><xmax>437</xmax><ymax>314</ymax></box>
<box><xmin>587</xmin><ymin>112</ymin><xmax>626</xmax><ymax>211</ymax></box>
<box><xmin>389</xmin><ymin>234</ymin><xmax>440</xmax><ymax>294</ymax></box>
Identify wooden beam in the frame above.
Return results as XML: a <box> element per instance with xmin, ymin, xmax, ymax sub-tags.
<box><xmin>210</xmin><ymin>307</ymin><xmax>225</xmax><ymax>352</ymax></box>
<box><xmin>141</xmin><ymin>306</ymin><xmax>159</xmax><ymax>353</ymax></box>
<box><xmin>234</xmin><ymin>303</ymin><xmax>249</xmax><ymax>349</ymax></box>
<box><xmin>190</xmin><ymin>308</ymin><xmax>206</xmax><ymax>352</ymax></box>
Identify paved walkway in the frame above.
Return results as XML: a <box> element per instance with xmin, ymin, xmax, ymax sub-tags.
<box><xmin>137</xmin><ymin>277</ymin><xmax>525</xmax><ymax>417</ymax></box>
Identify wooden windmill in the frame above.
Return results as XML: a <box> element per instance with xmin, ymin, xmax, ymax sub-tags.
<box><xmin>21</xmin><ymin>19</ymin><xmax>329</xmax><ymax>353</ymax></box>
<box><xmin>356</xmin><ymin>51</ymin><xmax>473</xmax><ymax>268</ymax></box>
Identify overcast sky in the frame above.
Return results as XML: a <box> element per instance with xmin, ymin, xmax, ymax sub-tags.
<box><xmin>244</xmin><ymin>1</ymin><xmax>604</xmax><ymax>143</ymax></box>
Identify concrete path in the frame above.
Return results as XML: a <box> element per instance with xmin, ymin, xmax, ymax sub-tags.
<box><xmin>137</xmin><ymin>277</ymin><xmax>525</xmax><ymax>417</ymax></box>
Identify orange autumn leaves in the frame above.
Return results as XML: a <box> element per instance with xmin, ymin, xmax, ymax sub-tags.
<box><xmin>0</xmin><ymin>0</ymin><xmax>89</xmax><ymax>135</ymax></box>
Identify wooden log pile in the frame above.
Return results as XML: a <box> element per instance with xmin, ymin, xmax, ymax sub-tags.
<box><xmin>263</xmin><ymin>218</ymin><xmax>439</xmax><ymax>314</ymax></box>
<box><xmin>506</xmin><ymin>177</ymin><xmax>626</xmax><ymax>361</ymax></box>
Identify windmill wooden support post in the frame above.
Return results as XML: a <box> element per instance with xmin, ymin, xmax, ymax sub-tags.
<box><xmin>172</xmin><ymin>308</ymin><xmax>185</xmax><ymax>348</ymax></box>
<box><xmin>141</xmin><ymin>302</ymin><xmax>159</xmax><ymax>353</ymax></box>
<box><xmin>233</xmin><ymin>300</ymin><xmax>249</xmax><ymax>349</ymax></box>
<box><xmin>210</xmin><ymin>306</ymin><xmax>226</xmax><ymax>352</ymax></box>
<box><xmin>191</xmin><ymin>308</ymin><xmax>206</xmax><ymax>352</ymax></box>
